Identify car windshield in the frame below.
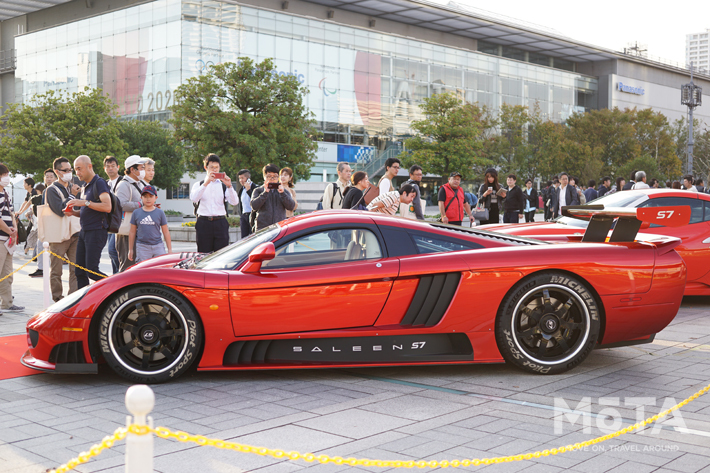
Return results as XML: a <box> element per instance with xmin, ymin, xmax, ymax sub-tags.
<box><xmin>555</xmin><ymin>191</ymin><xmax>649</xmax><ymax>227</ymax></box>
<box><xmin>194</xmin><ymin>225</ymin><xmax>280</xmax><ymax>270</ymax></box>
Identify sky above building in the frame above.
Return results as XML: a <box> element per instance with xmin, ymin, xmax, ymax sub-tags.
<box><xmin>430</xmin><ymin>0</ymin><xmax>710</xmax><ymax>68</ymax></box>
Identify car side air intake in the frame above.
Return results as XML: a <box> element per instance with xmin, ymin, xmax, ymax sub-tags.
<box><xmin>400</xmin><ymin>273</ymin><xmax>461</xmax><ymax>327</ymax></box>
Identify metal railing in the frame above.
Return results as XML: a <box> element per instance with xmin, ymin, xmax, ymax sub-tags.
<box><xmin>0</xmin><ymin>49</ymin><xmax>16</xmax><ymax>74</ymax></box>
<box><xmin>354</xmin><ymin>145</ymin><xmax>404</xmax><ymax>178</ymax></box>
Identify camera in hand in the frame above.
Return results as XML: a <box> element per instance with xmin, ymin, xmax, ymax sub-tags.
<box><xmin>63</xmin><ymin>204</ymin><xmax>75</xmax><ymax>213</ymax></box>
<box><xmin>267</xmin><ymin>182</ymin><xmax>280</xmax><ymax>189</ymax></box>
<box><xmin>213</xmin><ymin>172</ymin><xmax>225</xmax><ymax>180</ymax></box>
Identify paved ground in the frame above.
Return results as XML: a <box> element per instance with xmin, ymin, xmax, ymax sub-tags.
<box><xmin>1</xmin><ymin>239</ymin><xmax>709</xmax><ymax>473</ymax></box>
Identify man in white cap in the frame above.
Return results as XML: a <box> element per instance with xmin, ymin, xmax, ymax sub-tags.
<box><xmin>115</xmin><ymin>155</ymin><xmax>147</xmax><ymax>271</ymax></box>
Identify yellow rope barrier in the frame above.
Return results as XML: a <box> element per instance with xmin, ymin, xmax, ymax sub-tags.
<box><xmin>0</xmin><ymin>250</ymin><xmax>44</xmax><ymax>283</ymax></box>
<box><xmin>48</xmin><ymin>381</ymin><xmax>710</xmax><ymax>472</ymax></box>
<box><xmin>45</xmin><ymin>250</ymin><xmax>107</xmax><ymax>279</ymax></box>
<box><xmin>0</xmin><ymin>248</ymin><xmax>106</xmax><ymax>284</ymax></box>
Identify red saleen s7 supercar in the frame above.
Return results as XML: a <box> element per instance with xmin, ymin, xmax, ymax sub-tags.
<box><xmin>23</xmin><ymin>209</ymin><xmax>688</xmax><ymax>383</ymax></box>
<box><xmin>483</xmin><ymin>189</ymin><xmax>710</xmax><ymax>295</ymax></box>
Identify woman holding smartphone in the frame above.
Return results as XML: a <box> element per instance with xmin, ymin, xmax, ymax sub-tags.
<box><xmin>477</xmin><ymin>168</ymin><xmax>502</xmax><ymax>225</ymax></box>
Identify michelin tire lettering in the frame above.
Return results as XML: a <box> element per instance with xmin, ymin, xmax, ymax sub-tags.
<box><xmin>496</xmin><ymin>272</ymin><xmax>601</xmax><ymax>375</ymax></box>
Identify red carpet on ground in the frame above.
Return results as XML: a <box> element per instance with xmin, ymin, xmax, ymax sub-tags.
<box><xmin>0</xmin><ymin>335</ymin><xmax>43</xmax><ymax>380</ymax></box>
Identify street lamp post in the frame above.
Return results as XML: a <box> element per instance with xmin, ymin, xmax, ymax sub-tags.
<box><xmin>681</xmin><ymin>62</ymin><xmax>703</xmax><ymax>175</ymax></box>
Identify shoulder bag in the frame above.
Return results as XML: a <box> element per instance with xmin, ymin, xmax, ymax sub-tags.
<box><xmin>37</xmin><ymin>186</ymin><xmax>80</xmax><ymax>243</ymax></box>
<box><xmin>118</xmin><ymin>181</ymin><xmax>144</xmax><ymax>235</ymax></box>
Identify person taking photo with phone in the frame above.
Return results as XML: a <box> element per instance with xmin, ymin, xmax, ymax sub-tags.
<box><xmin>477</xmin><ymin>168</ymin><xmax>502</xmax><ymax>224</ymax></box>
<box><xmin>251</xmin><ymin>164</ymin><xmax>296</xmax><ymax>231</ymax></box>
<box><xmin>237</xmin><ymin>169</ymin><xmax>255</xmax><ymax>239</ymax></box>
<box><xmin>190</xmin><ymin>153</ymin><xmax>239</xmax><ymax>253</ymax></box>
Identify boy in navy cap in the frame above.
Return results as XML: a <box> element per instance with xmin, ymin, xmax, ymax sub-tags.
<box><xmin>128</xmin><ymin>185</ymin><xmax>172</xmax><ymax>263</ymax></box>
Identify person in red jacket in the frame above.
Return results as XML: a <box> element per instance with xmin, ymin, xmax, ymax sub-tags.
<box><xmin>438</xmin><ymin>171</ymin><xmax>473</xmax><ymax>225</ymax></box>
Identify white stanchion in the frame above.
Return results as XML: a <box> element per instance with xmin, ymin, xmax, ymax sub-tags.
<box><xmin>42</xmin><ymin>242</ymin><xmax>50</xmax><ymax>309</ymax></box>
<box><xmin>125</xmin><ymin>385</ymin><xmax>155</xmax><ymax>473</ymax></box>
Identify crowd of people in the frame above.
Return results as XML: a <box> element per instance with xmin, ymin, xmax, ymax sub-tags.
<box><xmin>3</xmin><ymin>151</ymin><xmax>708</xmax><ymax>314</ymax></box>
<box><xmin>0</xmin><ymin>154</ymin><xmax>173</xmax><ymax>313</ymax></box>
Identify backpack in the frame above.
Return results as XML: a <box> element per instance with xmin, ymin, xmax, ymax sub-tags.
<box><xmin>93</xmin><ymin>189</ymin><xmax>123</xmax><ymax>233</ymax></box>
<box><xmin>105</xmin><ymin>193</ymin><xmax>123</xmax><ymax>233</ymax></box>
<box><xmin>194</xmin><ymin>180</ymin><xmax>228</xmax><ymax>216</ymax></box>
<box><xmin>316</xmin><ymin>182</ymin><xmax>340</xmax><ymax>211</ymax></box>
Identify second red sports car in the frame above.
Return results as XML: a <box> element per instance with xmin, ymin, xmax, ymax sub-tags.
<box><xmin>23</xmin><ymin>210</ymin><xmax>686</xmax><ymax>383</ymax></box>
<box><xmin>484</xmin><ymin>189</ymin><xmax>710</xmax><ymax>295</ymax></box>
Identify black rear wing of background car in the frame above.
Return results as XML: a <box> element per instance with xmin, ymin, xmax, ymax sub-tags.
<box><xmin>561</xmin><ymin>205</ymin><xmax>691</xmax><ymax>243</ymax></box>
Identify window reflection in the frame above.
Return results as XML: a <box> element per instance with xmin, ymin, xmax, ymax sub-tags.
<box><xmin>15</xmin><ymin>0</ymin><xmax>597</xmax><ymax>139</ymax></box>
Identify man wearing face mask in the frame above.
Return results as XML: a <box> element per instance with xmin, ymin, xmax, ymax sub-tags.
<box><xmin>115</xmin><ymin>155</ymin><xmax>147</xmax><ymax>271</ymax></box>
<box><xmin>44</xmin><ymin>157</ymin><xmax>81</xmax><ymax>301</ymax></box>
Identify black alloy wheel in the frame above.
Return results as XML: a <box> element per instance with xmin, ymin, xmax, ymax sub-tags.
<box><xmin>496</xmin><ymin>272</ymin><xmax>600</xmax><ymax>374</ymax></box>
<box><xmin>98</xmin><ymin>286</ymin><xmax>202</xmax><ymax>383</ymax></box>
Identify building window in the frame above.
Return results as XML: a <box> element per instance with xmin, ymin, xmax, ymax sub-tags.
<box><xmin>166</xmin><ymin>183</ymin><xmax>190</xmax><ymax>199</ymax></box>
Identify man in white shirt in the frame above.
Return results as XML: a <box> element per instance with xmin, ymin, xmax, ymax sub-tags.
<box><xmin>190</xmin><ymin>153</ymin><xmax>239</xmax><ymax>253</ymax></box>
<box><xmin>103</xmin><ymin>156</ymin><xmax>122</xmax><ymax>274</ymax></box>
<box><xmin>632</xmin><ymin>171</ymin><xmax>650</xmax><ymax>189</ymax></box>
<box><xmin>378</xmin><ymin>157</ymin><xmax>401</xmax><ymax>194</ymax></box>
<box><xmin>367</xmin><ymin>184</ymin><xmax>416</xmax><ymax>215</ymax></box>
<box><xmin>322</xmin><ymin>162</ymin><xmax>352</xmax><ymax>209</ymax></box>
<box><xmin>683</xmin><ymin>175</ymin><xmax>698</xmax><ymax>192</ymax></box>
<box><xmin>552</xmin><ymin>172</ymin><xmax>579</xmax><ymax>219</ymax></box>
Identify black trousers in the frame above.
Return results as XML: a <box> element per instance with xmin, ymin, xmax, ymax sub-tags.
<box><xmin>196</xmin><ymin>217</ymin><xmax>229</xmax><ymax>253</ymax></box>
<box><xmin>239</xmin><ymin>212</ymin><xmax>252</xmax><ymax>240</ymax></box>
<box><xmin>76</xmin><ymin>228</ymin><xmax>108</xmax><ymax>289</ymax></box>
<box><xmin>525</xmin><ymin>210</ymin><xmax>536</xmax><ymax>222</ymax></box>
<box><xmin>503</xmin><ymin>211</ymin><xmax>520</xmax><ymax>223</ymax></box>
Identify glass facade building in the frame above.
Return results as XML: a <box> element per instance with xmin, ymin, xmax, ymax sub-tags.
<box><xmin>15</xmin><ymin>0</ymin><xmax>598</xmax><ymax>142</ymax></box>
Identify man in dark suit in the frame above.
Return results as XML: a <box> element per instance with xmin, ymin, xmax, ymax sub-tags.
<box><xmin>550</xmin><ymin>172</ymin><xmax>580</xmax><ymax>219</ymax></box>
<box><xmin>622</xmin><ymin>170</ymin><xmax>637</xmax><ymax>190</ymax></box>
<box><xmin>502</xmin><ymin>174</ymin><xmax>525</xmax><ymax>223</ymax></box>
<box><xmin>598</xmin><ymin>177</ymin><xmax>611</xmax><ymax>197</ymax></box>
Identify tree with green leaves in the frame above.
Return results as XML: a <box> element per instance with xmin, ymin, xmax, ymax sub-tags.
<box><xmin>170</xmin><ymin>58</ymin><xmax>319</xmax><ymax>182</ymax></box>
<box><xmin>484</xmin><ymin>104</ymin><xmax>532</xmax><ymax>177</ymax></box>
<box><xmin>0</xmin><ymin>87</ymin><xmax>124</xmax><ymax>176</ymax></box>
<box><xmin>565</xmin><ymin>107</ymin><xmax>640</xmax><ymax>178</ymax></box>
<box><xmin>671</xmin><ymin>117</ymin><xmax>708</xmax><ymax>180</ymax></box>
<box><xmin>117</xmin><ymin>120</ymin><xmax>185</xmax><ymax>189</ymax></box>
<box><xmin>402</xmin><ymin>92</ymin><xmax>492</xmax><ymax>179</ymax></box>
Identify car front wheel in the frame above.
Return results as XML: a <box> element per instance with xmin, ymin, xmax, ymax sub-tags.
<box><xmin>98</xmin><ymin>285</ymin><xmax>202</xmax><ymax>383</ymax></box>
<box><xmin>495</xmin><ymin>272</ymin><xmax>601</xmax><ymax>374</ymax></box>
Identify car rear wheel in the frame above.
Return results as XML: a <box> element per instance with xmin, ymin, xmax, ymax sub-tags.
<box><xmin>98</xmin><ymin>285</ymin><xmax>202</xmax><ymax>383</ymax></box>
<box><xmin>495</xmin><ymin>272</ymin><xmax>600</xmax><ymax>374</ymax></box>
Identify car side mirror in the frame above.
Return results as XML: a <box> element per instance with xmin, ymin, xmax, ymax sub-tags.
<box><xmin>639</xmin><ymin>220</ymin><xmax>651</xmax><ymax>229</ymax></box>
<box><xmin>242</xmin><ymin>242</ymin><xmax>276</xmax><ymax>273</ymax></box>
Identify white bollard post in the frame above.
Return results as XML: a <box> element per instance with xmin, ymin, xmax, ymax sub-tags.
<box><xmin>322</xmin><ymin>169</ymin><xmax>327</xmax><ymax>182</ymax></box>
<box><xmin>42</xmin><ymin>242</ymin><xmax>50</xmax><ymax>309</ymax></box>
<box><xmin>125</xmin><ymin>385</ymin><xmax>155</xmax><ymax>473</ymax></box>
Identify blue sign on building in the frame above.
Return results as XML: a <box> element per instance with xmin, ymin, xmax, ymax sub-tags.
<box><xmin>337</xmin><ymin>144</ymin><xmax>376</xmax><ymax>164</ymax></box>
<box><xmin>618</xmin><ymin>82</ymin><xmax>645</xmax><ymax>96</ymax></box>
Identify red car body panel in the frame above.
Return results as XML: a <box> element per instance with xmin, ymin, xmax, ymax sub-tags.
<box><xmin>23</xmin><ymin>210</ymin><xmax>686</xmax><ymax>376</ymax></box>
<box><xmin>484</xmin><ymin>189</ymin><xmax>710</xmax><ymax>295</ymax></box>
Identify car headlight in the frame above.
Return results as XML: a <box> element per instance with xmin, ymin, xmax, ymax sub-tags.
<box><xmin>46</xmin><ymin>285</ymin><xmax>91</xmax><ymax>314</ymax></box>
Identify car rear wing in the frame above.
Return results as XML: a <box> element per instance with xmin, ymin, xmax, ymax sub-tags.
<box><xmin>561</xmin><ymin>205</ymin><xmax>691</xmax><ymax>243</ymax></box>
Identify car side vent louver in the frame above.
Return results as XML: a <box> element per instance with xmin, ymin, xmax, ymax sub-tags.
<box><xmin>400</xmin><ymin>272</ymin><xmax>461</xmax><ymax>327</ymax></box>
<box><xmin>48</xmin><ymin>342</ymin><xmax>86</xmax><ymax>364</ymax></box>
<box><xmin>223</xmin><ymin>340</ymin><xmax>273</xmax><ymax>366</ymax></box>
